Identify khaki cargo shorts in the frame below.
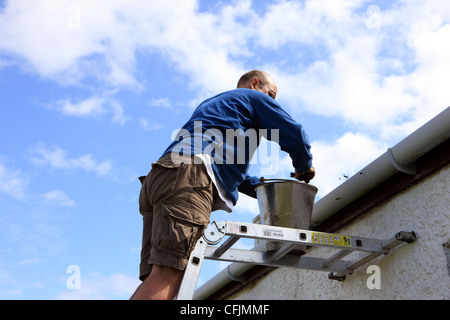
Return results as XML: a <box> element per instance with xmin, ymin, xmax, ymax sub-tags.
<box><xmin>138</xmin><ymin>154</ymin><xmax>214</xmax><ymax>280</ymax></box>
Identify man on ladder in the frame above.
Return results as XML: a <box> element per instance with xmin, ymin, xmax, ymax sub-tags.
<box><xmin>130</xmin><ymin>70</ymin><xmax>316</xmax><ymax>300</ymax></box>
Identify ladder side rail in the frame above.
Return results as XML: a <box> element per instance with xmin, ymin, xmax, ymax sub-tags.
<box><xmin>328</xmin><ymin>231</ymin><xmax>417</xmax><ymax>280</ymax></box>
<box><xmin>322</xmin><ymin>249</ymin><xmax>352</xmax><ymax>268</ymax></box>
<box><xmin>381</xmin><ymin>231</ymin><xmax>417</xmax><ymax>250</ymax></box>
<box><xmin>204</xmin><ymin>247</ymin><xmax>351</xmax><ymax>274</ymax></box>
<box><xmin>177</xmin><ymin>237</ymin><xmax>209</xmax><ymax>300</ymax></box>
<box><xmin>221</xmin><ymin>221</ymin><xmax>388</xmax><ymax>253</ymax></box>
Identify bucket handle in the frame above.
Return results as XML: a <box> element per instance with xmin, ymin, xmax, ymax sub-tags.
<box><xmin>259</xmin><ymin>177</ymin><xmax>301</xmax><ymax>184</ymax></box>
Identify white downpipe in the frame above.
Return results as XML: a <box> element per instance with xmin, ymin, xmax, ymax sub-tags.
<box><xmin>193</xmin><ymin>106</ymin><xmax>450</xmax><ymax>300</ymax></box>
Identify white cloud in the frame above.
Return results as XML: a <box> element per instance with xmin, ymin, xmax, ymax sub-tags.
<box><xmin>0</xmin><ymin>0</ymin><xmax>245</xmax><ymax>91</ymax></box>
<box><xmin>1</xmin><ymin>0</ymin><xmax>449</xmax><ymax>199</ymax></box>
<box><xmin>56</xmin><ymin>272</ymin><xmax>140</xmax><ymax>300</ymax></box>
<box><xmin>0</xmin><ymin>0</ymin><xmax>448</xmax><ymax>109</ymax></box>
<box><xmin>0</xmin><ymin>161</ymin><xmax>29</xmax><ymax>199</ymax></box>
<box><xmin>311</xmin><ymin>132</ymin><xmax>387</xmax><ymax>197</ymax></box>
<box><xmin>257</xmin><ymin>0</ymin><xmax>364</xmax><ymax>48</ymax></box>
<box><xmin>30</xmin><ymin>143</ymin><xmax>112</xmax><ymax>176</ymax></box>
<box><xmin>55</xmin><ymin>96</ymin><xmax>130</xmax><ymax>125</ymax></box>
<box><xmin>138</xmin><ymin>118</ymin><xmax>164</xmax><ymax>132</ymax></box>
<box><xmin>233</xmin><ymin>193</ymin><xmax>259</xmax><ymax>219</ymax></box>
<box><xmin>0</xmin><ymin>268</ymin><xmax>22</xmax><ymax>297</ymax></box>
<box><xmin>0</xmin><ymin>0</ymin><xmax>140</xmax><ymax>87</ymax></box>
<box><xmin>57</xmin><ymin>96</ymin><xmax>105</xmax><ymax>117</ymax></box>
<box><xmin>18</xmin><ymin>258</ymin><xmax>45</xmax><ymax>267</ymax></box>
<box><xmin>265</xmin><ymin>1</ymin><xmax>450</xmax><ymax>140</ymax></box>
<box><xmin>40</xmin><ymin>190</ymin><xmax>76</xmax><ymax>207</ymax></box>
<box><xmin>1</xmin><ymin>0</ymin><xmax>447</xmax><ymax>131</ymax></box>
<box><xmin>148</xmin><ymin>98</ymin><xmax>172</xmax><ymax>109</ymax></box>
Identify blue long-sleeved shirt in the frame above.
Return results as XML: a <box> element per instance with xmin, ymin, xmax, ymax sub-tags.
<box><xmin>161</xmin><ymin>88</ymin><xmax>312</xmax><ymax>205</ymax></box>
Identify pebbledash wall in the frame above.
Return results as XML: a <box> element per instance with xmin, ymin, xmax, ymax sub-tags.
<box><xmin>228</xmin><ymin>162</ymin><xmax>450</xmax><ymax>300</ymax></box>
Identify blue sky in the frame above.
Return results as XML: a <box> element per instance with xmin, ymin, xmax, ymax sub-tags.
<box><xmin>0</xmin><ymin>0</ymin><xmax>448</xmax><ymax>299</ymax></box>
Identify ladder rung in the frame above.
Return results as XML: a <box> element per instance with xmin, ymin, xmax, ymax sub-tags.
<box><xmin>322</xmin><ymin>249</ymin><xmax>352</xmax><ymax>268</ymax></box>
<box><xmin>204</xmin><ymin>247</ymin><xmax>351</xmax><ymax>274</ymax></box>
<box><xmin>330</xmin><ymin>251</ymin><xmax>384</xmax><ymax>280</ymax></box>
<box><xmin>346</xmin><ymin>252</ymin><xmax>383</xmax><ymax>272</ymax></box>
<box><xmin>213</xmin><ymin>235</ymin><xmax>240</xmax><ymax>258</ymax></box>
<box><xmin>270</xmin><ymin>243</ymin><xmax>297</xmax><ymax>261</ymax></box>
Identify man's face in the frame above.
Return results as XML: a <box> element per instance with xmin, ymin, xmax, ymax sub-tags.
<box><xmin>258</xmin><ymin>80</ymin><xmax>277</xmax><ymax>100</ymax></box>
<box><xmin>254</xmin><ymin>77</ymin><xmax>277</xmax><ymax>100</ymax></box>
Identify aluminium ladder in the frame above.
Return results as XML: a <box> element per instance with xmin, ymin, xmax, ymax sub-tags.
<box><xmin>177</xmin><ymin>220</ymin><xmax>417</xmax><ymax>299</ymax></box>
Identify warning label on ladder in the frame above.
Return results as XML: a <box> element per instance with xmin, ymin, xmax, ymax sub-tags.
<box><xmin>311</xmin><ymin>232</ymin><xmax>352</xmax><ymax>247</ymax></box>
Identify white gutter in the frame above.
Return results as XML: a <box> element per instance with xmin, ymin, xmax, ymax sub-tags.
<box><xmin>311</xmin><ymin>106</ymin><xmax>450</xmax><ymax>226</ymax></box>
<box><xmin>193</xmin><ymin>106</ymin><xmax>450</xmax><ymax>300</ymax></box>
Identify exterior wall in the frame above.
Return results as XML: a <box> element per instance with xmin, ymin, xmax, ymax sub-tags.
<box><xmin>229</xmin><ymin>164</ymin><xmax>450</xmax><ymax>300</ymax></box>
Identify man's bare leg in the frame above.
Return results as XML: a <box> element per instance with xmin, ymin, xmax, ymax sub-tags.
<box><xmin>130</xmin><ymin>265</ymin><xmax>184</xmax><ymax>300</ymax></box>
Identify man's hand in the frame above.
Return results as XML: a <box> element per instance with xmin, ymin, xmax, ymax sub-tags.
<box><xmin>294</xmin><ymin>167</ymin><xmax>315</xmax><ymax>183</ymax></box>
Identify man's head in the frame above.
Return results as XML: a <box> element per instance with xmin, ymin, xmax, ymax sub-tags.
<box><xmin>237</xmin><ymin>70</ymin><xmax>277</xmax><ymax>100</ymax></box>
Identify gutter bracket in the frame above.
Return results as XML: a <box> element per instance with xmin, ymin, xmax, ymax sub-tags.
<box><xmin>388</xmin><ymin>148</ymin><xmax>416</xmax><ymax>175</ymax></box>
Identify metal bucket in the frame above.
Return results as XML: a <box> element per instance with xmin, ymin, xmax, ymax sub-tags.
<box><xmin>255</xmin><ymin>178</ymin><xmax>318</xmax><ymax>254</ymax></box>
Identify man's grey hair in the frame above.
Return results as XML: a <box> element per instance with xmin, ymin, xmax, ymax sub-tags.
<box><xmin>237</xmin><ymin>70</ymin><xmax>269</xmax><ymax>88</ymax></box>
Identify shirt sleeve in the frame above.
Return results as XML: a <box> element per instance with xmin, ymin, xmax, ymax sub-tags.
<box><xmin>237</xmin><ymin>174</ymin><xmax>260</xmax><ymax>198</ymax></box>
<box><xmin>251</xmin><ymin>93</ymin><xmax>313</xmax><ymax>173</ymax></box>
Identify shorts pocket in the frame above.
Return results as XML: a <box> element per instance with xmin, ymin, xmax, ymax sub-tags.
<box><xmin>149</xmin><ymin>160</ymin><xmax>181</xmax><ymax>197</ymax></box>
<box><xmin>190</xmin><ymin>163</ymin><xmax>212</xmax><ymax>188</ymax></box>
<box><xmin>155</xmin><ymin>209</ymin><xmax>206</xmax><ymax>258</ymax></box>
<box><xmin>160</xmin><ymin>203</ymin><xmax>210</xmax><ymax>227</ymax></box>
<box><xmin>189</xmin><ymin>164</ymin><xmax>214</xmax><ymax>210</ymax></box>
